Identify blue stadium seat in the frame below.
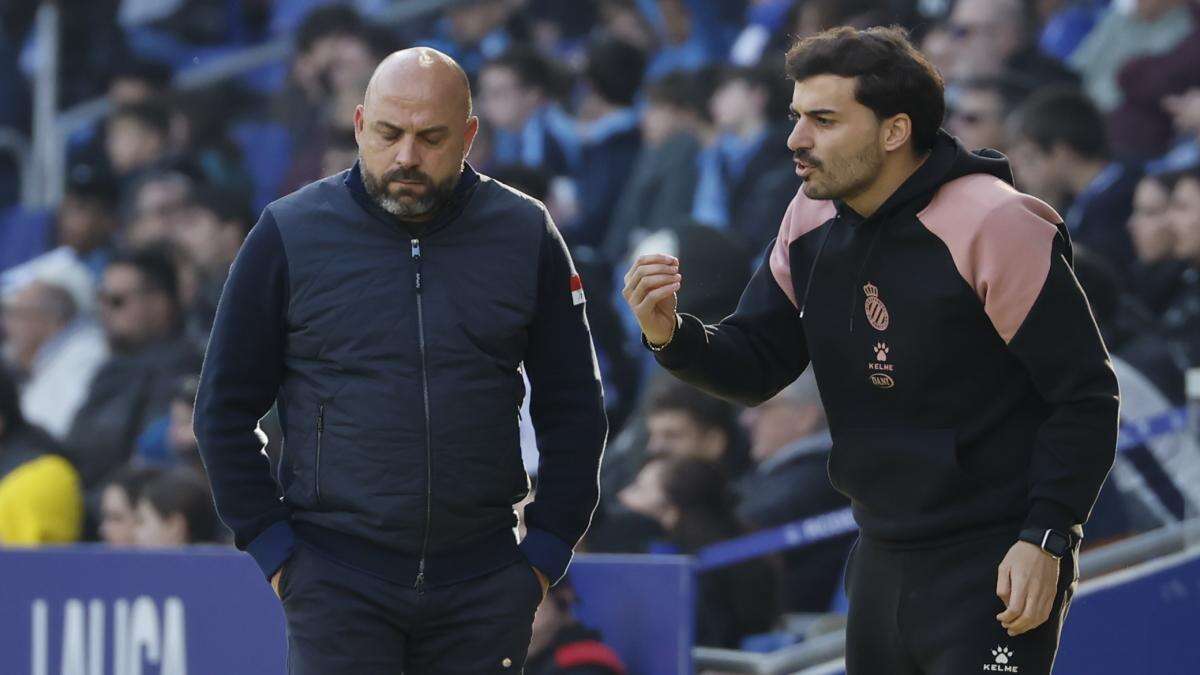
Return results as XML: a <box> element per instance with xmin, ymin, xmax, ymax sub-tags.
<box><xmin>0</xmin><ymin>206</ymin><xmax>53</xmax><ymax>275</ymax></box>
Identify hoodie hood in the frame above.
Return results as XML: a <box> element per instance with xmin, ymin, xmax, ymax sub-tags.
<box><xmin>834</xmin><ymin>129</ymin><xmax>1015</xmax><ymax>224</ymax></box>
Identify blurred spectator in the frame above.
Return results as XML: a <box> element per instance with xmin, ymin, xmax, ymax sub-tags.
<box><xmin>0</xmin><ymin>365</ymin><xmax>83</xmax><ymax>545</ymax></box>
<box><xmin>134</xmin><ymin>466</ymin><xmax>218</xmax><ymax>546</ymax></box>
<box><xmin>619</xmin><ymin>456</ymin><xmax>779</xmax><ymax>648</ymax></box>
<box><xmin>692</xmin><ymin>65</ymin><xmax>795</xmax><ymax>249</ymax></box>
<box><xmin>1071</xmin><ymin>251</ymin><xmax>1200</xmax><ymax>530</ymax></box>
<box><xmin>1161</xmin><ymin>168</ymin><xmax>1200</xmax><ymax>366</ymax></box>
<box><xmin>123</xmin><ymin>170</ymin><xmax>195</xmax><ymax>248</ymax></box>
<box><xmin>1068</xmin><ymin>0</ymin><xmax>1194</xmax><ymax>113</ymax></box>
<box><xmin>2</xmin><ymin>280</ymin><xmax>108</xmax><ymax>440</ymax></box>
<box><xmin>105</xmin><ymin>101</ymin><xmax>174</xmax><ymax>183</ymax></box>
<box><xmin>170</xmin><ymin>185</ymin><xmax>253</xmax><ymax>342</ymax></box>
<box><xmin>526</xmin><ymin>575</ymin><xmax>626</xmax><ymax>675</ymax></box>
<box><xmin>107</xmin><ymin>58</ymin><xmax>173</xmax><ymax>107</ymax></box>
<box><xmin>944</xmin><ymin>0</ymin><xmax>1076</xmax><ymax>89</ymax></box>
<box><xmin>1008</xmin><ymin>86</ymin><xmax>1139</xmax><ymax>271</ymax></box>
<box><xmin>640</xmin><ymin>0</ymin><xmax>735</xmax><ymax>81</ymax></box>
<box><xmin>1127</xmin><ymin>173</ymin><xmax>1191</xmax><ymax>314</ymax></box>
<box><xmin>596</xmin><ymin>0</ymin><xmax>658</xmax><ymax>54</ymax></box>
<box><xmin>321</xmin><ymin>127</ymin><xmax>361</xmax><ymax>179</ymax></box>
<box><xmin>1111</xmin><ymin>4</ymin><xmax>1200</xmax><ymax>161</ymax></box>
<box><xmin>945</xmin><ymin>76</ymin><xmax>1027</xmax><ymax>153</ymax></box>
<box><xmin>604</xmin><ymin>72</ymin><xmax>708</xmax><ymax>261</ymax></box>
<box><xmin>630</xmin><ymin>223</ymin><xmax>753</xmax><ymax>323</ymax></box>
<box><xmin>165</xmin><ymin>86</ymin><xmax>255</xmax><ymax>197</ymax></box>
<box><xmin>567</xmin><ymin>36</ymin><xmax>646</xmax><ymax>249</ymax></box>
<box><xmin>431</xmin><ymin>0</ymin><xmax>523</xmax><ymax>75</ymax></box>
<box><xmin>62</xmin><ymin>248</ymin><xmax>201</xmax><ymax>488</ymax></box>
<box><xmin>735</xmin><ymin>371</ymin><xmax>852</xmax><ymax>613</ymax></box>
<box><xmin>479</xmin><ymin>46</ymin><xmax>574</xmax><ymax>175</ymax></box>
<box><xmin>645</xmin><ymin>379</ymin><xmax>747</xmax><ymax>475</ymax></box>
<box><xmin>133</xmin><ymin>374</ymin><xmax>202</xmax><ymax>468</ymax></box>
<box><xmin>98</xmin><ymin>465</ymin><xmax>161</xmax><ymax>546</ymax></box>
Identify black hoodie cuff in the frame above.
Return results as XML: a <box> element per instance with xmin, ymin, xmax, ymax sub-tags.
<box><xmin>1022</xmin><ymin>499</ymin><xmax>1078</xmax><ymax>537</ymax></box>
<box><xmin>644</xmin><ymin>313</ymin><xmax>704</xmax><ymax>369</ymax></box>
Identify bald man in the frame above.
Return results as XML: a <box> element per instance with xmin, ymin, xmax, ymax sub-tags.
<box><xmin>195</xmin><ymin>48</ymin><xmax>607</xmax><ymax>673</ymax></box>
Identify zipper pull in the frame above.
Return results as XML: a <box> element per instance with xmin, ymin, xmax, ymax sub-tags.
<box><xmin>414</xmin><ymin>558</ymin><xmax>426</xmax><ymax>594</ymax></box>
<box><xmin>317</xmin><ymin>403</ymin><xmax>325</xmax><ymax>431</ymax></box>
<box><xmin>411</xmin><ymin>239</ymin><xmax>422</xmax><ymax>293</ymax></box>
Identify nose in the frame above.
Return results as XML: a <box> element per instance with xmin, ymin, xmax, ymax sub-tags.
<box><xmin>393</xmin><ymin>135</ymin><xmax>420</xmax><ymax>170</ymax></box>
<box><xmin>787</xmin><ymin>119</ymin><xmax>813</xmax><ymax>153</ymax></box>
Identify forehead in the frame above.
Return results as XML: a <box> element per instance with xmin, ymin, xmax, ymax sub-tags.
<box><xmin>959</xmin><ymin>88</ymin><xmax>1002</xmax><ymax>108</ymax></box>
<box><xmin>791</xmin><ymin>74</ymin><xmax>863</xmax><ymax>112</ymax></box>
<box><xmin>365</xmin><ymin>70</ymin><xmax>467</xmax><ymax>127</ymax></box>
<box><xmin>103</xmin><ymin>265</ymin><xmax>143</xmax><ymax>288</ymax></box>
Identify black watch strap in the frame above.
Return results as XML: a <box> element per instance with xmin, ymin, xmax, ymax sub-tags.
<box><xmin>1018</xmin><ymin>527</ymin><xmax>1073</xmax><ymax>559</ymax></box>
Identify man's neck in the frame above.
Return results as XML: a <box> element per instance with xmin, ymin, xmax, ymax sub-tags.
<box><xmin>844</xmin><ymin>149</ymin><xmax>928</xmax><ymax>218</ymax></box>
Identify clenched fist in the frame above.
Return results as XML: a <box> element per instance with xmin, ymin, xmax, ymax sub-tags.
<box><xmin>622</xmin><ymin>254</ymin><xmax>681</xmax><ymax>346</ymax></box>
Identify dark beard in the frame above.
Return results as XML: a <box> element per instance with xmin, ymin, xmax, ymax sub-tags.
<box><xmin>361</xmin><ymin>161</ymin><xmax>460</xmax><ymax>220</ymax></box>
<box><xmin>797</xmin><ymin>141</ymin><xmax>883</xmax><ymax>202</ymax></box>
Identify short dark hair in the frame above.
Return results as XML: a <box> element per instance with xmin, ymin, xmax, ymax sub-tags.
<box><xmin>585</xmin><ymin>35</ymin><xmax>646</xmax><ymax>107</ymax></box>
<box><xmin>645</xmin><ymin>380</ymin><xmax>735</xmax><ymax>438</ymax></box>
<box><xmin>184</xmin><ymin>185</ymin><xmax>254</xmax><ymax>236</ymax></box>
<box><xmin>108</xmin><ymin>101</ymin><xmax>172</xmax><ymax>138</ymax></box>
<box><xmin>785</xmin><ymin>26</ymin><xmax>945</xmax><ymax>153</ymax></box>
<box><xmin>104</xmin><ymin>465</ymin><xmax>163</xmax><ymax>505</ymax></box>
<box><xmin>485</xmin><ymin>46</ymin><xmax>568</xmax><ymax>99</ymax></box>
<box><xmin>1011</xmin><ymin>86</ymin><xmax>1108</xmax><ymax>160</ymax></box>
<box><xmin>108</xmin><ymin>247</ymin><xmax>180</xmax><ymax>308</ymax></box>
<box><xmin>954</xmin><ymin>74</ymin><xmax>1030</xmax><ymax>117</ymax></box>
<box><xmin>139</xmin><ymin>467</ymin><xmax>218</xmax><ymax>543</ymax></box>
<box><xmin>645</xmin><ymin>70</ymin><xmax>711</xmax><ymax>118</ymax></box>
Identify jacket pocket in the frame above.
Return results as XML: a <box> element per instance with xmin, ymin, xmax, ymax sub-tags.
<box><xmin>828</xmin><ymin>428</ymin><xmax>969</xmax><ymax>517</ymax></box>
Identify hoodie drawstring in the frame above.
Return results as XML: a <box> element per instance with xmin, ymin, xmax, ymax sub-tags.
<box><xmin>798</xmin><ymin>215</ymin><xmax>837</xmax><ymax>319</ymax></box>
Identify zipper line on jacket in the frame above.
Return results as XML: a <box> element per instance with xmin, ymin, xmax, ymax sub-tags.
<box><xmin>798</xmin><ymin>215</ymin><xmax>837</xmax><ymax>320</ymax></box>
<box><xmin>412</xmin><ymin>238</ymin><xmax>432</xmax><ymax>593</ymax></box>
<box><xmin>315</xmin><ymin>402</ymin><xmax>325</xmax><ymax>504</ymax></box>
<box><xmin>849</xmin><ymin>220</ymin><xmax>886</xmax><ymax>333</ymax></box>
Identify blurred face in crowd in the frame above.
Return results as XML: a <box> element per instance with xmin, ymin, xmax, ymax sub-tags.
<box><xmin>710</xmin><ymin>77</ymin><xmax>766</xmax><ymax>134</ymax></box>
<box><xmin>105</xmin><ymin>115</ymin><xmax>167</xmax><ymax>176</ymax></box>
<box><xmin>618</xmin><ymin>459</ymin><xmax>676</xmax><ymax>528</ymax></box>
<box><xmin>946</xmin><ymin>0</ymin><xmax>1024</xmax><ymax>78</ymax></box>
<box><xmin>479</xmin><ymin>65</ymin><xmax>541</xmax><ymax>133</ymax></box>
<box><xmin>99</xmin><ymin>485</ymin><xmax>140</xmax><ymax>547</ymax></box>
<box><xmin>645</xmin><ymin>409</ymin><xmax>726</xmax><ymax>462</ymax></box>
<box><xmin>1005</xmin><ymin>135</ymin><xmax>1060</xmax><ymax>205</ymax></box>
<box><xmin>172</xmin><ymin>204</ymin><xmax>245</xmax><ymax>276</ymax></box>
<box><xmin>740</xmin><ymin>394</ymin><xmax>824</xmax><ymax>463</ymax></box>
<box><xmin>948</xmin><ymin>87</ymin><xmax>1006</xmax><ymax>152</ymax></box>
<box><xmin>168</xmin><ymin>399</ymin><xmax>199</xmax><ymax>462</ymax></box>
<box><xmin>108</xmin><ymin>77</ymin><xmax>158</xmax><ymax>107</ymax></box>
<box><xmin>355</xmin><ymin>48</ymin><xmax>478</xmax><ymax>221</ymax></box>
<box><xmin>58</xmin><ymin>193</ymin><xmax>117</xmax><ymax>254</ymax></box>
<box><xmin>128</xmin><ymin>175</ymin><xmax>192</xmax><ymax>248</ymax></box>
<box><xmin>135</xmin><ymin>499</ymin><xmax>188</xmax><ymax>547</ymax></box>
<box><xmin>787</xmin><ymin>74</ymin><xmax>897</xmax><ymax>203</ymax></box>
<box><xmin>1</xmin><ymin>283</ymin><xmax>70</xmax><ymax>372</ymax></box>
<box><xmin>1128</xmin><ymin>177</ymin><xmax>1177</xmax><ymax>263</ymax></box>
<box><xmin>1169</xmin><ymin>176</ymin><xmax>1200</xmax><ymax>263</ymax></box>
<box><xmin>99</xmin><ymin>264</ymin><xmax>174</xmax><ymax>351</ymax></box>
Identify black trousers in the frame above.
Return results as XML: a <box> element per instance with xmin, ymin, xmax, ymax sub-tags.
<box><xmin>844</xmin><ymin>528</ymin><xmax>1078</xmax><ymax>675</ymax></box>
<box><xmin>279</xmin><ymin>543</ymin><xmax>543</xmax><ymax>674</ymax></box>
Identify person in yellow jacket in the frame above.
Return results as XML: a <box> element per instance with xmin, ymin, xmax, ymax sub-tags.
<box><xmin>0</xmin><ymin>365</ymin><xmax>82</xmax><ymax>545</ymax></box>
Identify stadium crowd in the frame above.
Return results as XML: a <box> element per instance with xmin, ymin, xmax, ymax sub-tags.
<box><xmin>1</xmin><ymin>0</ymin><xmax>1200</xmax><ymax>654</ymax></box>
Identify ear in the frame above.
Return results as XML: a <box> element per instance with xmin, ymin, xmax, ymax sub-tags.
<box><xmin>464</xmin><ymin>115</ymin><xmax>480</xmax><ymax>158</ymax></box>
<box><xmin>354</xmin><ymin>104</ymin><xmax>365</xmax><ymax>141</ymax></box>
<box><xmin>881</xmin><ymin>113</ymin><xmax>913</xmax><ymax>153</ymax></box>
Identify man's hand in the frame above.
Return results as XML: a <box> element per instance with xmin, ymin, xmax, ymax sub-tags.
<box><xmin>996</xmin><ymin>541</ymin><xmax>1060</xmax><ymax>636</ymax></box>
<box><xmin>532</xmin><ymin>566</ymin><xmax>550</xmax><ymax>602</ymax></box>
<box><xmin>270</xmin><ymin>567</ymin><xmax>284</xmax><ymax>599</ymax></box>
<box><xmin>622</xmin><ymin>254</ymin><xmax>681</xmax><ymax>346</ymax></box>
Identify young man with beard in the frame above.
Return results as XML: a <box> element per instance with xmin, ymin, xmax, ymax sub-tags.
<box><xmin>195</xmin><ymin>47</ymin><xmax>607</xmax><ymax>673</ymax></box>
<box><xmin>624</xmin><ymin>27</ymin><xmax>1118</xmax><ymax>675</ymax></box>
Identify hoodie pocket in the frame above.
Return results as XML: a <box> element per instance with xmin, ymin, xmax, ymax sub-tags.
<box><xmin>828</xmin><ymin>428</ymin><xmax>968</xmax><ymax>517</ymax></box>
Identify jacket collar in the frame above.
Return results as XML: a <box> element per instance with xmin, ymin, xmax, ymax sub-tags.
<box><xmin>344</xmin><ymin>160</ymin><xmax>481</xmax><ymax>238</ymax></box>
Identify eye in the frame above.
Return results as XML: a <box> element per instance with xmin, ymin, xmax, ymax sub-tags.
<box><xmin>815</xmin><ymin>117</ymin><xmax>833</xmax><ymax>127</ymax></box>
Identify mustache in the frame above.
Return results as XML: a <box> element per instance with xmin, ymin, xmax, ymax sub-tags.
<box><xmin>793</xmin><ymin>151</ymin><xmax>822</xmax><ymax>167</ymax></box>
<box><xmin>383</xmin><ymin>167</ymin><xmax>432</xmax><ymax>185</ymax></box>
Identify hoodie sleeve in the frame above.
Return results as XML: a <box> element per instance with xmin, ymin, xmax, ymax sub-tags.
<box><xmin>519</xmin><ymin>210</ymin><xmax>608</xmax><ymax>584</ymax></box>
<box><xmin>646</xmin><ymin>237</ymin><xmax>811</xmax><ymax>407</ymax></box>
<box><xmin>945</xmin><ymin>193</ymin><xmax>1120</xmax><ymax>536</ymax></box>
<box><xmin>193</xmin><ymin>209</ymin><xmax>295</xmax><ymax>579</ymax></box>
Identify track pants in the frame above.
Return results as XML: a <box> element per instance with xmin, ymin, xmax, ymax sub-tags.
<box><xmin>844</xmin><ymin>527</ymin><xmax>1078</xmax><ymax>675</ymax></box>
<box><xmin>279</xmin><ymin>542</ymin><xmax>543</xmax><ymax>674</ymax></box>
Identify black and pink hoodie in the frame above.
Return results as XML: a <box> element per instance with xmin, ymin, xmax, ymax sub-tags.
<box><xmin>648</xmin><ymin>130</ymin><xmax>1119</xmax><ymax>544</ymax></box>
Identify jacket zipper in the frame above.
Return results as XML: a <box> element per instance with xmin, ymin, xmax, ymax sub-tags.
<box><xmin>412</xmin><ymin>238</ymin><xmax>432</xmax><ymax>594</ymax></box>
<box><xmin>315</xmin><ymin>402</ymin><xmax>325</xmax><ymax>505</ymax></box>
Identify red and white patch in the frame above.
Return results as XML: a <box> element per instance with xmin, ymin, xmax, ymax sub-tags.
<box><xmin>570</xmin><ymin>273</ymin><xmax>586</xmax><ymax>306</ymax></box>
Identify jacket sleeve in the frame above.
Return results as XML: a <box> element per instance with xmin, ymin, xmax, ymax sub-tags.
<box><xmin>647</xmin><ymin>238</ymin><xmax>810</xmax><ymax>407</ymax></box>
<box><xmin>970</xmin><ymin>197</ymin><xmax>1120</xmax><ymax>536</ymax></box>
<box><xmin>519</xmin><ymin>210</ymin><xmax>609</xmax><ymax>584</ymax></box>
<box><xmin>193</xmin><ymin>210</ymin><xmax>295</xmax><ymax>579</ymax></box>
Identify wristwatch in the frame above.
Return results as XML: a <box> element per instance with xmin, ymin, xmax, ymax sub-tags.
<box><xmin>1018</xmin><ymin>527</ymin><xmax>1073</xmax><ymax>560</ymax></box>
